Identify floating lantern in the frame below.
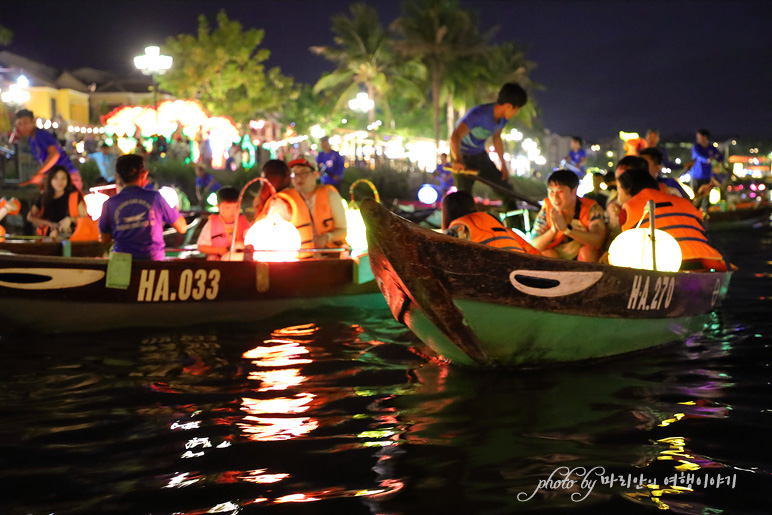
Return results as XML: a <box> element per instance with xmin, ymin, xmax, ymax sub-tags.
<box><xmin>159</xmin><ymin>186</ymin><xmax>179</xmax><ymax>210</ymax></box>
<box><xmin>244</xmin><ymin>213</ymin><xmax>301</xmax><ymax>262</ymax></box>
<box><xmin>608</xmin><ymin>228</ymin><xmax>682</xmax><ymax>272</ymax></box>
<box><xmin>417</xmin><ymin>184</ymin><xmax>440</xmax><ymax>205</ymax></box>
<box><xmin>83</xmin><ymin>192</ymin><xmax>109</xmax><ymax>221</ymax></box>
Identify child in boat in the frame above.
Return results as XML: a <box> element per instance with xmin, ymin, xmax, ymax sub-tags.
<box><xmin>197</xmin><ymin>187</ymin><xmax>250</xmax><ymax>261</ymax></box>
<box><xmin>616</xmin><ymin>167</ymin><xmax>729</xmax><ymax>271</ymax></box>
<box><xmin>99</xmin><ymin>154</ymin><xmax>187</xmax><ymax>260</ymax></box>
<box><xmin>442</xmin><ymin>191</ymin><xmax>540</xmax><ymax>254</ymax></box>
<box><xmin>26</xmin><ymin>166</ymin><xmax>99</xmax><ymax>241</ymax></box>
<box><xmin>530</xmin><ymin>169</ymin><xmax>607</xmax><ymax>262</ymax></box>
<box><xmin>252</xmin><ymin>159</ymin><xmax>292</xmax><ymax>219</ymax></box>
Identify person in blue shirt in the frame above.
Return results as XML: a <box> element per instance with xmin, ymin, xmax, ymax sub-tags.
<box><xmin>687</xmin><ymin>129</ymin><xmax>723</xmax><ymax>200</ymax></box>
<box><xmin>435</xmin><ymin>153</ymin><xmax>453</xmax><ymax>191</ymax></box>
<box><xmin>195</xmin><ymin>165</ymin><xmax>220</xmax><ymax>205</ymax></box>
<box><xmin>450</xmin><ymin>83</ymin><xmax>527</xmax><ymax>192</ymax></box>
<box><xmin>99</xmin><ymin>154</ymin><xmax>187</xmax><ymax>260</ymax></box>
<box><xmin>14</xmin><ymin>109</ymin><xmax>83</xmax><ymax>191</ymax></box>
<box><xmin>564</xmin><ymin>136</ymin><xmax>587</xmax><ymax>178</ymax></box>
<box><xmin>316</xmin><ymin>136</ymin><xmax>345</xmax><ymax>189</ymax></box>
<box><xmin>639</xmin><ymin>147</ymin><xmax>688</xmax><ymax>198</ymax></box>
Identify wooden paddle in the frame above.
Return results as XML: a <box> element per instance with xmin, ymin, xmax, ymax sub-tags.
<box><xmin>445</xmin><ymin>167</ymin><xmax>541</xmax><ymax>207</ymax></box>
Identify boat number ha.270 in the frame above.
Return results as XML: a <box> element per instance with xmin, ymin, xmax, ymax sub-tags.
<box><xmin>137</xmin><ymin>269</ymin><xmax>220</xmax><ymax>302</ymax></box>
<box><xmin>627</xmin><ymin>275</ymin><xmax>675</xmax><ymax>311</ymax></box>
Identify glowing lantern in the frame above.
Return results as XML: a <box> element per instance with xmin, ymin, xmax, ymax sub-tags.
<box><xmin>83</xmin><ymin>192</ymin><xmax>109</xmax><ymax>221</ymax></box>
<box><xmin>159</xmin><ymin>186</ymin><xmax>179</xmax><ymax>210</ymax></box>
<box><xmin>206</xmin><ymin>191</ymin><xmax>218</xmax><ymax>208</ymax></box>
<box><xmin>709</xmin><ymin>188</ymin><xmax>721</xmax><ymax>205</ymax></box>
<box><xmin>608</xmin><ymin>228</ymin><xmax>682</xmax><ymax>272</ymax></box>
<box><xmin>417</xmin><ymin>184</ymin><xmax>439</xmax><ymax>205</ymax></box>
<box><xmin>345</xmin><ymin>206</ymin><xmax>367</xmax><ymax>254</ymax></box>
<box><xmin>244</xmin><ymin>213</ymin><xmax>302</xmax><ymax>262</ymax></box>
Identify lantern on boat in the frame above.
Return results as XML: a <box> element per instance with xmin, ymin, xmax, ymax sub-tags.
<box><xmin>244</xmin><ymin>212</ymin><xmax>301</xmax><ymax>262</ymax></box>
<box><xmin>347</xmin><ymin>179</ymin><xmax>381</xmax><ymax>254</ymax></box>
<box><xmin>608</xmin><ymin>228</ymin><xmax>682</xmax><ymax>272</ymax></box>
<box><xmin>417</xmin><ymin>184</ymin><xmax>440</xmax><ymax>205</ymax></box>
<box><xmin>83</xmin><ymin>192</ymin><xmax>110</xmax><ymax>221</ymax></box>
<box><xmin>206</xmin><ymin>191</ymin><xmax>218</xmax><ymax>208</ymax></box>
<box><xmin>159</xmin><ymin>186</ymin><xmax>179</xmax><ymax>210</ymax></box>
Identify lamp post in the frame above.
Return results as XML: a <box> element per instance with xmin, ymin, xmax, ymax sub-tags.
<box><xmin>133</xmin><ymin>46</ymin><xmax>173</xmax><ymax>128</ymax></box>
<box><xmin>1</xmin><ymin>74</ymin><xmax>31</xmax><ymax>106</ymax></box>
<box><xmin>348</xmin><ymin>92</ymin><xmax>375</xmax><ymax>167</ymax></box>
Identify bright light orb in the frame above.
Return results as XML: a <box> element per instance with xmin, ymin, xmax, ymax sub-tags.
<box><xmin>159</xmin><ymin>186</ymin><xmax>179</xmax><ymax>210</ymax></box>
<box><xmin>418</xmin><ymin>184</ymin><xmax>439</xmax><ymax>205</ymax></box>
<box><xmin>244</xmin><ymin>214</ymin><xmax>302</xmax><ymax>262</ymax></box>
<box><xmin>206</xmin><ymin>191</ymin><xmax>218</xmax><ymax>207</ymax></box>
<box><xmin>709</xmin><ymin>188</ymin><xmax>721</xmax><ymax>205</ymax></box>
<box><xmin>608</xmin><ymin>228</ymin><xmax>682</xmax><ymax>272</ymax></box>
<box><xmin>345</xmin><ymin>208</ymin><xmax>368</xmax><ymax>254</ymax></box>
<box><xmin>83</xmin><ymin>192</ymin><xmax>109</xmax><ymax>221</ymax></box>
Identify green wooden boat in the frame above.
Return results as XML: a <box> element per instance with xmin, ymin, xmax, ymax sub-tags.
<box><xmin>359</xmin><ymin>199</ymin><xmax>732</xmax><ymax>367</ymax></box>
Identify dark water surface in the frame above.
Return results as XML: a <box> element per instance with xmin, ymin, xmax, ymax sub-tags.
<box><xmin>2</xmin><ymin>226</ymin><xmax>772</xmax><ymax>515</ymax></box>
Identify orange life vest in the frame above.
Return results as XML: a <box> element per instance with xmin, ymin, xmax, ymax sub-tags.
<box><xmin>449</xmin><ymin>212</ymin><xmax>540</xmax><ymax>255</ymax></box>
<box><xmin>270</xmin><ymin>186</ymin><xmax>343</xmax><ymax>258</ymax></box>
<box><xmin>205</xmin><ymin>213</ymin><xmax>250</xmax><ymax>261</ymax></box>
<box><xmin>541</xmin><ymin>196</ymin><xmax>599</xmax><ymax>249</ymax></box>
<box><xmin>622</xmin><ymin>188</ymin><xmax>727</xmax><ymax>270</ymax></box>
<box><xmin>0</xmin><ymin>198</ymin><xmax>20</xmax><ymax>242</ymax></box>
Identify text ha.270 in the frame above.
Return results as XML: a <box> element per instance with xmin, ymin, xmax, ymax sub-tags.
<box><xmin>137</xmin><ymin>269</ymin><xmax>220</xmax><ymax>302</ymax></box>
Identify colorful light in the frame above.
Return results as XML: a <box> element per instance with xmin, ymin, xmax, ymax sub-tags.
<box><xmin>83</xmin><ymin>192</ymin><xmax>109</xmax><ymax>221</ymax></box>
<box><xmin>244</xmin><ymin>213</ymin><xmax>302</xmax><ymax>262</ymax></box>
<box><xmin>608</xmin><ymin>228</ymin><xmax>682</xmax><ymax>272</ymax></box>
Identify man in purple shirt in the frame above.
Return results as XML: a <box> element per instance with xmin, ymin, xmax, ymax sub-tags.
<box><xmin>99</xmin><ymin>154</ymin><xmax>187</xmax><ymax>260</ymax></box>
<box><xmin>14</xmin><ymin>109</ymin><xmax>83</xmax><ymax>191</ymax></box>
<box><xmin>450</xmin><ymin>83</ymin><xmax>527</xmax><ymax>193</ymax></box>
<box><xmin>316</xmin><ymin>136</ymin><xmax>345</xmax><ymax>189</ymax></box>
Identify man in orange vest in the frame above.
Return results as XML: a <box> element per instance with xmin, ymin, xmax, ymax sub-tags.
<box><xmin>530</xmin><ymin>169</ymin><xmax>607</xmax><ymax>262</ymax></box>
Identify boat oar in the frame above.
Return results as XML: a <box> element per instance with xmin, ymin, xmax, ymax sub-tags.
<box><xmin>445</xmin><ymin>167</ymin><xmax>541</xmax><ymax>208</ymax></box>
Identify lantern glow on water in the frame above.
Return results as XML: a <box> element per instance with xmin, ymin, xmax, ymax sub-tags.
<box><xmin>83</xmin><ymin>192</ymin><xmax>110</xmax><ymax>221</ymax></box>
<box><xmin>608</xmin><ymin>228</ymin><xmax>682</xmax><ymax>272</ymax></box>
<box><xmin>244</xmin><ymin>214</ymin><xmax>302</xmax><ymax>262</ymax></box>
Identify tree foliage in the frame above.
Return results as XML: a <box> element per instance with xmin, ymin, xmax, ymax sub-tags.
<box><xmin>0</xmin><ymin>25</ymin><xmax>12</xmax><ymax>45</ymax></box>
<box><xmin>156</xmin><ymin>11</ymin><xmax>298</xmax><ymax>126</ymax></box>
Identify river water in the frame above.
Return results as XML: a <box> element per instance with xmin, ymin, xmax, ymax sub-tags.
<box><xmin>1</xmin><ymin>225</ymin><xmax>771</xmax><ymax>515</ymax></box>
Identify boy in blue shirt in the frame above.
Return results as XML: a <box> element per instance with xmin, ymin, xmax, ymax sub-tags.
<box><xmin>99</xmin><ymin>155</ymin><xmax>187</xmax><ymax>260</ymax></box>
<box><xmin>450</xmin><ymin>83</ymin><xmax>527</xmax><ymax>192</ymax></box>
<box><xmin>564</xmin><ymin>136</ymin><xmax>587</xmax><ymax>178</ymax></box>
<box><xmin>316</xmin><ymin>136</ymin><xmax>345</xmax><ymax>189</ymax></box>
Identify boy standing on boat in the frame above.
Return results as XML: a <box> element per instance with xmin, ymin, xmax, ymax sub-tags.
<box><xmin>197</xmin><ymin>187</ymin><xmax>250</xmax><ymax>261</ymax></box>
<box><xmin>450</xmin><ymin>83</ymin><xmax>528</xmax><ymax>193</ymax></box>
<box><xmin>99</xmin><ymin>155</ymin><xmax>188</xmax><ymax>260</ymax></box>
<box><xmin>530</xmin><ymin>169</ymin><xmax>606</xmax><ymax>262</ymax></box>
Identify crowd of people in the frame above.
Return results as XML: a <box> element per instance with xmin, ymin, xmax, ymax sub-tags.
<box><xmin>2</xmin><ymin>87</ymin><xmax>732</xmax><ymax>272</ymax></box>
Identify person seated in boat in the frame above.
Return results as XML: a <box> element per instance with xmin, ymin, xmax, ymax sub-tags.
<box><xmin>639</xmin><ymin>147</ymin><xmax>688</xmax><ymax>198</ymax></box>
<box><xmin>197</xmin><ymin>187</ymin><xmax>250</xmax><ymax>261</ymax></box>
<box><xmin>442</xmin><ymin>191</ymin><xmax>540</xmax><ymax>254</ymax></box>
<box><xmin>252</xmin><ymin>159</ymin><xmax>293</xmax><ymax>218</ymax></box>
<box><xmin>260</xmin><ymin>158</ymin><xmax>347</xmax><ymax>256</ymax></box>
<box><xmin>26</xmin><ymin>165</ymin><xmax>99</xmax><ymax>241</ymax></box>
<box><xmin>530</xmin><ymin>169</ymin><xmax>607</xmax><ymax>262</ymax></box>
<box><xmin>605</xmin><ymin>156</ymin><xmax>650</xmax><ymax>245</ymax></box>
<box><xmin>583</xmin><ymin>171</ymin><xmax>609</xmax><ymax>209</ymax></box>
<box><xmin>99</xmin><ymin>154</ymin><xmax>188</xmax><ymax>260</ymax></box>
<box><xmin>0</xmin><ymin>197</ymin><xmax>21</xmax><ymax>241</ymax></box>
<box><xmin>616</xmin><ymin>167</ymin><xmax>729</xmax><ymax>272</ymax></box>
<box><xmin>563</xmin><ymin>136</ymin><xmax>587</xmax><ymax>178</ymax></box>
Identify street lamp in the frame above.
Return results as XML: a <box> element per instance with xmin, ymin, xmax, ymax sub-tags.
<box><xmin>133</xmin><ymin>46</ymin><xmax>173</xmax><ymax>126</ymax></box>
<box><xmin>1</xmin><ymin>75</ymin><xmax>31</xmax><ymax>105</ymax></box>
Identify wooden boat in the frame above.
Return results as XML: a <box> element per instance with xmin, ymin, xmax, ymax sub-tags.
<box><xmin>0</xmin><ymin>252</ymin><xmax>384</xmax><ymax>334</ymax></box>
<box><xmin>359</xmin><ymin>199</ymin><xmax>732</xmax><ymax>367</ymax></box>
<box><xmin>0</xmin><ymin>238</ymin><xmax>112</xmax><ymax>257</ymax></box>
<box><xmin>705</xmin><ymin>201</ymin><xmax>772</xmax><ymax>231</ymax></box>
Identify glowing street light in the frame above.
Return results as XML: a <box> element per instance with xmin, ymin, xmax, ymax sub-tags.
<box><xmin>134</xmin><ymin>46</ymin><xmax>173</xmax><ymax>125</ymax></box>
<box><xmin>1</xmin><ymin>75</ymin><xmax>31</xmax><ymax>105</ymax></box>
<box><xmin>348</xmin><ymin>92</ymin><xmax>374</xmax><ymax>113</ymax></box>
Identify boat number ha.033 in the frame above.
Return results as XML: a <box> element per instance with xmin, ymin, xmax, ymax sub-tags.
<box><xmin>627</xmin><ymin>275</ymin><xmax>675</xmax><ymax>311</ymax></box>
<box><xmin>137</xmin><ymin>269</ymin><xmax>220</xmax><ymax>302</ymax></box>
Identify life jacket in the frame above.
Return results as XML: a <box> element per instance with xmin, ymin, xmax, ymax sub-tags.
<box><xmin>541</xmin><ymin>196</ymin><xmax>599</xmax><ymax>250</ymax></box>
<box><xmin>68</xmin><ymin>191</ymin><xmax>100</xmax><ymax>241</ymax></box>
<box><xmin>36</xmin><ymin>191</ymin><xmax>99</xmax><ymax>241</ymax></box>
<box><xmin>449</xmin><ymin>212</ymin><xmax>540</xmax><ymax>255</ymax></box>
<box><xmin>205</xmin><ymin>213</ymin><xmax>250</xmax><ymax>261</ymax></box>
<box><xmin>0</xmin><ymin>198</ymin><xmax>20</xmax><ymax>242</ymax></box>
<box><xmin>270</xmin><ymin>186</ymin><xmax>343</xmax><ymax>259</ymax></box>
<box><xmin>622</xmin><ymin>188</ymin><xmax>727</xmax><ymax>271</ymax></box>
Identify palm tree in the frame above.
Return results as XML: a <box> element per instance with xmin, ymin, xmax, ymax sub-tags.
<box><xmin>392</xmin><ymin>0</ymin><xmax>491</xmax><ymax>146</ymax></box>
<box><xmin>311</xmin><ymin>3</ymin><xmax>423</xmax><ymax>126</ymax></box>
<box><xmin>478</xmin><ymin>41</ymin><xmax>540</xmax><ymax>128</ymax></box>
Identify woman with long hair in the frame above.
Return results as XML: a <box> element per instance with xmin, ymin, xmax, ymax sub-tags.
<box><xmin>27</xmin><ymin>165</ymin><xmax>92</xmax><ymax>238</ymax></box>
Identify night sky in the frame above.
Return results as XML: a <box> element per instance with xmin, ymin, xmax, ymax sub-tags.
<box><xmin>3</xmin><ymin>0</ymin><xmax>771</xmax><ymax>141</ymax></box>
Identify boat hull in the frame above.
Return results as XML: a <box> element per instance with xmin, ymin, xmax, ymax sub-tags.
<box><xmin>0</xmin><ymin>254</ymin><xmax>384</xmax><ymax>334</ymax></box>
<box><xmin>706</xmin><ymin>203</ymin><xmax>772</xmax><ymax>231</ymax></box>
<box><xmin>359</xmin><ymin>199</ymin><xmax>731</xmax><ymax>367</ymax></box>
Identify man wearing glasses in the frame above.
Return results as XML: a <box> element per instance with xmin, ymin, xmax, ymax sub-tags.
<box><xmin>261</xmin><ymin>158</ymin><xmax>347</xmax><ymax>255</ymax></box>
